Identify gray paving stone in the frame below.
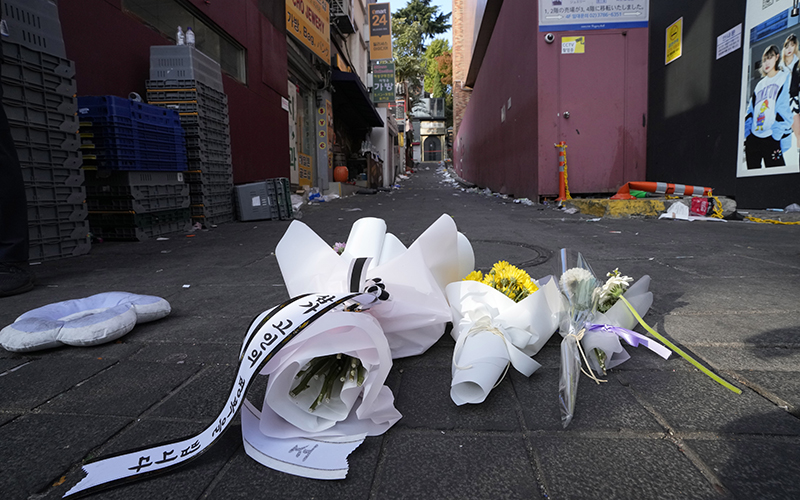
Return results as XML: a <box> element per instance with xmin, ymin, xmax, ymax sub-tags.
<box><xmin>689</xmin><ymin>345</ymin><xmax>800</xmax><ymax>372</ymax></box>
<box><xmin>662</xmin><ymin>312</ymin><xmax>800</xmax><ymax>346</ymax></box>
<box><xmin>0</xmin><ymin>413</ymin><xmax>129</xmax><ymax>500</ymax></box>
<box><xmin>735</xmin><ymin>370</ymin><xmax>800</xmax><ymax>410</ymax></box>
<box><xmin>534</xmin><ymin>435</ymin><xmax>719</xmax><ymax>499</ymax></box>
<box><xmin>149</xmin><ymin>364</ymin><xmax>239</xmax><ymax>421</ymax></box>
<box><xmin>374</xmin><ymin>430</ymin><xmax>543</xmax><ymax>499</ymax></box>
<box><xmin>393</xmin><ymin>365</ymin><xmax>521</xmax><ymax>431</ymax></box>
<box><xmin>623</xmin><ymin>371</ymin><xmax>800</xmax><ymax>434</ymax></box>
<box><xmin>130</xmin><ymin>340</ymin><xmax>241</xmax><ymax>366</ymax></box>
<box><xmin>687</xmin><ymin>437</ymin><xmax>800</xmax><ymax>500</ymax></box>
<box><xmin>0</xmin><ymin>357</ymin><xmax>114</xmax><ymax>411</ymax></box>
<box><xmin>39</xmin><ymin>361</ymin><xmax>201</xmax><ymax>417</ymax></box>
<box><xmin>512</xmin><ymin>369</ymin><xmax>664</xmax><ymax>432</ymax></box>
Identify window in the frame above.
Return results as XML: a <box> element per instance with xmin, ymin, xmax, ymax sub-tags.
<box><xmin>122</xmin><ymin>0</ymin><xmax>246</xmax><ymax>84</ymax></box>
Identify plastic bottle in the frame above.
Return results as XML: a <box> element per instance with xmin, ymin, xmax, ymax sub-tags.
<box><xmin>176</xmin><ymin>26</ymin><xmax>185</xmax><ymax>45</ymax></box>
<box><xmin>186</xmin><ymin>27</ymin><xmax>195</xmax><ymax>47</ymax></box>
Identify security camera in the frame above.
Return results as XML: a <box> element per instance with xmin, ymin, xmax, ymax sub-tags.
<box><xmin>545</xmin><ymin>33</ymin><xmax>555</xmax><ymax>44</ymax></box>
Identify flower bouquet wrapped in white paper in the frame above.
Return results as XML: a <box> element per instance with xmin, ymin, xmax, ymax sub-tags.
<box><xmin>446</xmin><ymin>261</ymin><xmax>564</xmax><ymax>406</ymax></box>
<box><xmin>274</xmin><ymin>214</ymin><xmax>474</xmax><ymax>358</ymax></box>
<box><xmin>242</xmin><ymin>215</ymin><xmax>474</xmax><ymax>478</ymax></box>
<box><xmin>256</xmin><ymin>309</ymin><xmax>400</xmax><ymax>438</ymax></box>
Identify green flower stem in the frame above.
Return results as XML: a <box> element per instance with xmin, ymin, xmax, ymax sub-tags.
<box><xmin>292</xmin><ymin>354</ymin><xmax>365</xmax><ymax>411</ymax></box>
<box><xmin>619</xmin><ymin>296</ymin><xmax>742</xmax><ymax>395</ymax></box>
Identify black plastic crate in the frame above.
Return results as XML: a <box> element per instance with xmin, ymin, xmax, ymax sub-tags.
<box><xmin>188</xmin><ymin>182</ymin><xmax>232</xmax><ymax>197</ymax></box>
<box><xmin>15</xmin><ymin>145</ymin><xmax>81</xmax><ymax>167</ymax></box>
<box><xmin>1</xmin><ymin>0</ymin><xmax>67</xmax><ymax>58</ymax></box>
<box><xmin>29</xmin><ymin>237</ymin><xmax>91</xmax><ymax>262</ymax></box>
<box><xmin>21</xmin><ymin>163</ymin><xmax>84</xmax><ymax>186</ymax></box>
<box><xmin>1</xmin><ymin>41</ymin><xmax>75</xmax><ymax>78</ymax></box>
<box><xmin>2</xmin><ymin>82</ymin><xmax>77</xmax><ymax>114</ymax></box>
<box><xmin>5</xmin><ymin>101</ymin><xmax>79</xmax><ymax>132</ymax></box>
<box><xmin>84</xmin><ymin>169</ymin><xmax>186</xmax><ymax>187</ymax></box>
<box><xmin>90</xmin><ymin>220</ymin><xmax>192</xmax><ymax>241</ymax></box>
<box><xmin>89</xmin><ymin>208</ymin><xmax>191</xmax><ymax>228</ymax></box>
<box><xmin>87</xmin><ymin>194</ymin><xmax>189</xmax><ymax>213</ymax></box>
<box><xmin>29</xmin><ymin>219</ymin><xmax>90</xmax><ymax>244</ymax></box>
<box><xmin>186</xmin><ymin>160</ymin><xmax>232</xmax><ymax>174</ymax></box>
<box><xmin>270</xmin><ymin>178</ymin><xmax>293</xmax><ymax>220</ymax></box>
<box><xmin>11</xmin><ymin>125</ymin><xmax>80</xmax><ymax>150</ymax></box>
<box><xmin>190</xmin><ymin>202</ymin><xmax>233</xmax><ymax>218</ymax></box>
<box><xmin>1</xmin><ymin>60</ymin><xmax>75</xmax><ymax>96</ymax></box>
<box><xmin>189</xmin><ymin>192</ymin><xmax>232</xmax><ymax>207</ymax></box>
<box><xmin>86</xmin><ymin>183</ymin><xmax>189</xmax><ymax>200</ymax></box>
<box><xmin>25</xmin><ymin>184</ymin><xmax>85</xmax><ymax>204</ymax></box>
<box><xmin>193</xmin><ymin>211</ymin><xmax>234</xmax><ymax>227</ymax></box>
<box><xmin>184</xmin><ymin>170</ymin><xmax>232</xmax><ymax>184</ymax></box>
<box><xmin>27</xmin><ymin>202</ymin><xmax>88</xmax><ymax>223</ymax></box>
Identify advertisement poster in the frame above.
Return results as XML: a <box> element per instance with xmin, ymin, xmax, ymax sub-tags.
<box><xmin>738</xmin><ymin>0</ymin><xmax>800</xmax><ymax>177</ymax></box>
<box><xmin>538</xmin><ymin>0</ymin><xmax>648</xmax><ymax>32</ymax></box>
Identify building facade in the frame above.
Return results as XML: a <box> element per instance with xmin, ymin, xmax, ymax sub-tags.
<box><xmin>455</xmin><ymin>0</ymin><xmax>797</xmax><ymax>208</ymax></box>
<box><xmin>60</xmin><ymin>0</ymin><xmax>290</xmax><ymax>185</ymax></box>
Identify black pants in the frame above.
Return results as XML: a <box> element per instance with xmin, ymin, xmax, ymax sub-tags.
<box><xmin>0</xmin><ymin>72</ymin><xmax>29</xmax><ymax>263</ymax></box>
<box><xmin>745</xmin><ymin>134</ymin><xmax>786</xmax><ymax>169</ymax></box>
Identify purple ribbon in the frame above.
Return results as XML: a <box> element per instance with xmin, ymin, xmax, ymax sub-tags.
<box><xmin>585</xmin><ymin>324</ymin><xmax>671</xmax><ymax>360</ymax></box>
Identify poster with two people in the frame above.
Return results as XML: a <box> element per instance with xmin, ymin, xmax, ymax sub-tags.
<box><xmin>740</xmin><ymin>0</ymin><xmax>800</xmax><ymax>177</ymax></box>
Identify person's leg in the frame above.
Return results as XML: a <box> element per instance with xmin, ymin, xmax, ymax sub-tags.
<box><xmin>0</xmin><ymin>82</ymin><xmax>33</xmax><ymax>297</ymax></box>
<box><xmin>745</xmin><ymin>134</ymin><xmax>764</xmax><ymax>169</ymax></box>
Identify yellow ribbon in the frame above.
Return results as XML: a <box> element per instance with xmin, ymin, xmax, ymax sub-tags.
<box><xmin>619</xmin><ymin>296</ymin><xmax>741</xmax><ymax>395</ymax></box>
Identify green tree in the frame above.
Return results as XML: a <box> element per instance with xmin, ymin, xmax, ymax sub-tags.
<box><xmin>395</xmin><ymin>0</ymin><xmax>451</xmax><ymax>51</ymax></box>
<box><xmin>392</xmin><ymin>17</ymin><xmax>426</xmax><ymax>109</ymax></box>
<box><xmin>424</xmin><ymin>39</ymin><xmax>450</xmax><ymax>98</ymax></box>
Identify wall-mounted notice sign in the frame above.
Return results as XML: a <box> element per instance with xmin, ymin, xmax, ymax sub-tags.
<box><xmin>666</xmin><ymin>17</ymin><xmax>683</xmax><ymax>65</ymax></box>
<box><xmin>716</xmin><ymin>24</ymin><xmax>742</xmax><ymax>60</ymax></box>
<box><xmin>561</xmin><ymin>36</ymin><xmax>585</xmax><ymax>54</ymax></box>
<box><xmin>539</xmin><ymin>0</ymin><xmax>649</xmax><ymax>32</ymax></box>
<box><xmin>369</xmin><ymin>3</ymin><xmax>392</xmax><ymax>61</ymax></box>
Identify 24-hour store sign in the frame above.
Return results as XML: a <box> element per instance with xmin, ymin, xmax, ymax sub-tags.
<box><xmin>286</xmin><ymin>0</ymin><xmax>330</xmax><ymax>63</ymax></box>
<box><xmin>369</xmin><ymin>3</ymin><xmax>392</xmax><ymax>61</ymax></box>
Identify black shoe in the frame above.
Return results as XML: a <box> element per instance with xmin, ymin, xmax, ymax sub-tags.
<box><xmin>0</xmin><ymin>262</ymin><xmax>34</xmax><ymax>297</ymax></box>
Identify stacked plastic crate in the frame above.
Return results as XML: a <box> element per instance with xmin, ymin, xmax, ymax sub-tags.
<box><xmin>234</xmin><ymin>177</ymin><xmax>293</xmax><ymax>221</ymax></box>
<box><xmin>146</xmin><ymin>45</ymin><xmax>234</xmax><ymax>227</ymax></box>
<box><xmin>1</xmin><ymin>0</ymin><xmax>90</xmax><ymax>261</ymax></box>
<box><xmin>77</xmin><ymin>95</ymin><xmax>191</xmax><ymax>241</ymax></box>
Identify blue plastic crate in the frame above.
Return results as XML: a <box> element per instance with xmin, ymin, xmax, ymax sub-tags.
<box><xmin>77</xmin><ymin>96</ymin><xmax>182</xmax><ymax>128</ymax></box>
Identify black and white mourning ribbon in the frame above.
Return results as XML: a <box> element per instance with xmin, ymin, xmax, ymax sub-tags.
<box><xmin>64</xmin><ymin>268</ymin><xmax>389</xmax><ymax>497</ymax></box>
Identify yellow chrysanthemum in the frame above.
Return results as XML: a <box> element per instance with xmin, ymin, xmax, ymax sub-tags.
<box><xmin>464</xmin><ymin>260</ymin><xmax>539</xmax><ymax>302</ymax></box>
<box><xmin>464</xmin><ymin>270</ymin><xmax>484</xmax><ymax>282</ymax></box>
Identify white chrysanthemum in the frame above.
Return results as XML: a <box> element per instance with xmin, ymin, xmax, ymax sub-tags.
<box><xmin>560</xmin><ymin>267</ymin><xmax>597</xmax><ymax>312</ymax></box>
<box><xmin>594</xmin><ymin>270</ymin><xmax>633</xmax><ymax>312</ymax></box>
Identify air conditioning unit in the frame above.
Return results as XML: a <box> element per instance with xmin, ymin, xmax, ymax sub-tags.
<box><xmin>331</xmin><ymin>0</ymin><xmax>356</xmax><ymax>34</ymax></box>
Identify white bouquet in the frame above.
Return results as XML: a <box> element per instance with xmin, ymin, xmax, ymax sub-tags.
<box><xmin>446</xmin><ymin>261</ymin><xmax>563</xmax><ymax>405</ymax></box>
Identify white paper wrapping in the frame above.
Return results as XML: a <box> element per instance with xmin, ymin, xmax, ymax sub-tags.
<box><xmin>275</xmin><ymin>214</ymin><xmax>473</xmax><ymax>358</ymax></box>
<box><xmin>445</xmin><ymin>276</ymin><xmax>564</xmax><ymax>405</ymax></box>
<box><xmin>257</xmin><ymin>310</ymin><xmax>400</xmax><ymax>438</ymax></box>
